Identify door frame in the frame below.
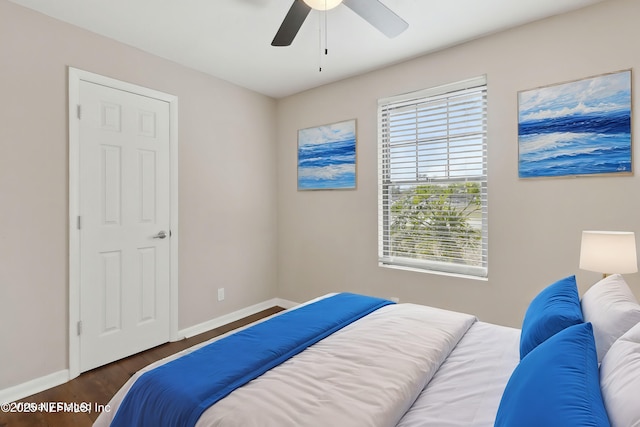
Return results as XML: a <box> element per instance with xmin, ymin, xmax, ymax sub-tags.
<box><xmin>68</xmin><ymin>67</ymin><xmax>179</xmax><ymax>379</ymax></box>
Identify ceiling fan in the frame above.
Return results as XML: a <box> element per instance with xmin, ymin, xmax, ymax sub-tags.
<box><xmin>272</xmin><ymin>0</ymin><xmax>409</xmax><ymax>47</ymax></box>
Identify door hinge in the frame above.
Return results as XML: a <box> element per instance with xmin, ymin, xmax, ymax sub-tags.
<box><xmin>76</xmin><ymin>104</ymin><xmax>81</xmax><ymax>120</ymax></box>
<box><xmin>77</xmin><ymin>215</ymin><xmax>81</xmax><ymax>230</ymax></box>
<box><xmin>77</xmin><ymin>320</ymin><xmax>82</xmax><ymax>336</ymax></box>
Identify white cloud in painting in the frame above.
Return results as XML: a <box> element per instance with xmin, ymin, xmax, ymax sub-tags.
<box><xmin>518</xmin><ymin>71</ymin><xmax>630</xmax><ymax>123</ymax></box>
<box><xmin>298</xmin><ymin>164</ymin><xmax>355</xmax><ymax>180</ymax></box>
<box><xmin>299</xmin><ymin>120</ymin><xmax>355</xmax><ymax>146</ymax></box>
<box><xmin>522</xmin><ymin>101</ymin><xmax>624</xmax><ymax>122</ymax></box>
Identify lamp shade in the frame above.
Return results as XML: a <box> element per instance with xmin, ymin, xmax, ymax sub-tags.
<box><xmin>303</xmin><ymin>0</ymin><xmax>342</xmax><ymax>10</ymax></box>
<box><xmin>579</xmin><ymin>231</ymin><xmax>638</xmax><ymax>275</ymax></box>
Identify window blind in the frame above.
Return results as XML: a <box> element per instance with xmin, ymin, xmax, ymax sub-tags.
<box><xmin>378</xmin><ymin>76</ymin><xmax>488</xmax><ymax>278</ymax></box>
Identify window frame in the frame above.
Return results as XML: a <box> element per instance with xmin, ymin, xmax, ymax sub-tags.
<box><xmin>377</xmin><ymin>76</ymin><xmax>488</xmax><ymax>278</ymax></box>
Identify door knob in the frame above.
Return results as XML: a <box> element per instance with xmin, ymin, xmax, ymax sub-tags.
<box><xmin>153</xmin><ymin>230</ymin><xmax>168</xmax><ymax>239</ymax></box>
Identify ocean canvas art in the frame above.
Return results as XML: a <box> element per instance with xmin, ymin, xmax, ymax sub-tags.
<box><xmin>518</xmin><ymin>70</ymin><xmax>632</xmax><ymax>178</ymax></box>
<box><xmin>298</xmin><ymin>119</ymin><xmax>357</xmax><ymax>190</ymax></box>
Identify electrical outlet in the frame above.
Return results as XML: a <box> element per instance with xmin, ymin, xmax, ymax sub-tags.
<box><xmin>217</xmin><ymin>288</ymin><xmax>225</xmax><ymax>302</ymax></box>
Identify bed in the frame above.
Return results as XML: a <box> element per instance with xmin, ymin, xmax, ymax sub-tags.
<box><xmin>94</xmin><ymin>274</ymin><xmax>640</xmax><ymax>427</ymax></box>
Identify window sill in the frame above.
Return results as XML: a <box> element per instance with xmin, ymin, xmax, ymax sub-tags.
<box><xmin>379</xmin><ymin>262</ymin><xmax>489</xmax><ymax>282</ymax></box>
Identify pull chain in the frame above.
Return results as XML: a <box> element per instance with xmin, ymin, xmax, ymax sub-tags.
<box><xmin>318</xmin><ymin>0</ymin><xmax>329</xmax><ymax>72</ymax></box>
<box><xmin>318</xmin><ymin>12</ymin><xmax>323</xmax><ymax>72</ymax></box>
<box><xmin>324</xmin><ymin>0</ymin><xmax>328</xmax><ymax>56</ymax></box>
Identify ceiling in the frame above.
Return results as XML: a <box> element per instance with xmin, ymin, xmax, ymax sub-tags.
<box><xmin>10</xmin><ymin>0</ymin><xmax>606</xmax><ymax>98</ymax></box>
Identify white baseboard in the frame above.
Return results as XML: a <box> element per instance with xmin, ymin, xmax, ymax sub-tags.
<box><xmin>274</xmin><ymin>297</ymin><xmax>298</xmax><ymax>309</ymax></box>
<box><xmin>0</xmin><ymin>370</ymin><xmax>69</xmax><ymax>404</ymax></box>
<box><xmin>178</xmin><ymin>297</ymin><xmax>298</xmax><ymax>339</ymax></box>
<box><xmin>1</xmin><ymin>297</ymin><xmax>300</xmax><ymax>403</ymax></box>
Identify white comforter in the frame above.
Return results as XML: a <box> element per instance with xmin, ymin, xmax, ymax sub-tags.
<box><xmin>95</xmin><ymin>303</ymin><xmax>475</xmax><ymax>427</ymax></box>
<box><xmin>397</xmin><ymin>322</ymin><xmax>520</xmax><ymax>427</ymax></box>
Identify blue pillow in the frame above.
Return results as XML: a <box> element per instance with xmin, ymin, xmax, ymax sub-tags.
<box><xmin>495</xmin><ymin>322</ymin><xmax>610</xmax><ymax>427</ymax></box>
<box><xmin>519</xmin><ymin>275</ymin><xmax>583</xmax><ymax>359</ymax></box>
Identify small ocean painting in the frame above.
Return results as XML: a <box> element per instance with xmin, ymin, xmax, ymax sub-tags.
<box><xmin>518</xmin><ymin>70</ymin><xmax>632</xmax><ymax>178</ymax></box>
<box><xmin>298</xmin><ymin>119</ymin><xmax>357</xmax><ymax>190</ymax></box>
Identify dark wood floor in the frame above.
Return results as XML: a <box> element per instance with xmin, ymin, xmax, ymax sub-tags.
<box><xmin>0</xmin><ymin>306</ymin><xmax>284</xmax><ymax>427</ymax></box>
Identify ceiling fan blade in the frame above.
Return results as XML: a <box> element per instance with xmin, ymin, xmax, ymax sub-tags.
<box><xmin>271</xmin><ymin>1</ymin><xmax>312</xmax><ymax>46</ymax></box>
<box><xmin>342</xmin><ymin>0</ymin><xmax>408</xmax><ymax>38</ymax></box>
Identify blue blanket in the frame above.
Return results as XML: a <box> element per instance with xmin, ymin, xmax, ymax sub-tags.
<box><xmin>110</xmin><ymin>293</ymin><xmax>393</xmax><ymax>427</ymax></box>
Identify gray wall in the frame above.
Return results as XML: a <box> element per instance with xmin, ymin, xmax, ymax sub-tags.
<box><xmin>276</xmin><ymin>0</ymin><xmax>640</xmax><ymax>327</ymax></box>
<box><xmin>0</xmin><ymin>0</ymin><xmax>278</xmax><ymax>390</ymax></box>
<box><xmin>2</xmin><ymin>0</ymin><xmax>638</xmax><ymax>394</ymax></box>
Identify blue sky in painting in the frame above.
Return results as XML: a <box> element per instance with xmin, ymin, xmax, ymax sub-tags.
<box><xmin>518</xmin><ymin>71</ymin><xmax>631</xmax><ymax>178</ymax></box>
<box><xmin>298</xmin><ymin>120</ymin><xmax>356</xmax><ymax>189</ymax></box>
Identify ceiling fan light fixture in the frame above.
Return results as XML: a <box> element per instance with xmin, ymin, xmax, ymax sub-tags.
<box><xmin>303</xmin><ymin>0</ymin><xmax>343</xmax><ymax>11</ymax></box>
<box><xmin>272</xmin><ymin>0</ymin><xmax>407</xmax><ymax>47</ymax></box>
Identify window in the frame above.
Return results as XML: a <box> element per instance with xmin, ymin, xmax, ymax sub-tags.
<box><xmin>378</xmin><ymin>76</ymin><xmax>488</xmax><ymax>278</ymax></box>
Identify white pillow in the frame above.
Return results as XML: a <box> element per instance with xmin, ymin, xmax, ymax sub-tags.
<box><xmin>580</xmin><ymin>274</ymin><xmax>640</xmax><ymax>362</ymax></box>
<box><xmin>600</xmin><ymin>321</ymin><xmax>640</xmax><ymax>427</ymax></box>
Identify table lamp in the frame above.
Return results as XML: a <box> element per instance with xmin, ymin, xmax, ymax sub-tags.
<box><xmin>579</xmin><ymin>231</ymin><xmax>638</xmax><ymax>278</ymax></box>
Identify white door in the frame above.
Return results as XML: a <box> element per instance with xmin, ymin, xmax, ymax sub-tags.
<box><xmin>78</xmin><ymin>80</ymin><xmax>171</xmax><ymax>372</ymax></box>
